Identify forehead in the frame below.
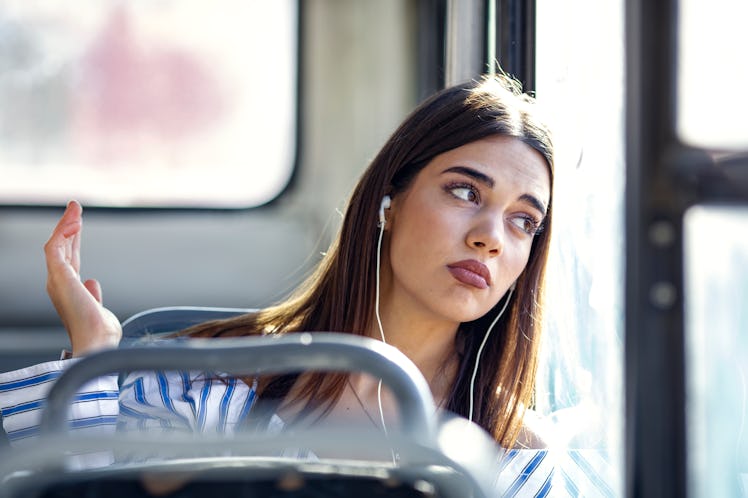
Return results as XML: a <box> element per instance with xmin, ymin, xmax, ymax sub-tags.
<box><xmin>417</xmin><ymin>135</ymin><xmax>551</xmax><ymax>203</ymax></box>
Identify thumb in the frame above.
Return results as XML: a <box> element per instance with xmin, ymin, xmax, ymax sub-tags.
<box><xmin>83</xmin><ymin>279</ymin><xmax>103</xmax><ymax>304</ymax></box>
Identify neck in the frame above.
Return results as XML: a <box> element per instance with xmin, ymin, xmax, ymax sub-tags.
<box><xmin>367</xmin><ymin>305</ymin><xmax>460</xmax><ymax>403</ymax></box>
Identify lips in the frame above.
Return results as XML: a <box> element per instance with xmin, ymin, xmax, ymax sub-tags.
<box><xmin>447</xmin><ymin>260</ymin><xmax>491</xmax><ymax>289</ymax></box>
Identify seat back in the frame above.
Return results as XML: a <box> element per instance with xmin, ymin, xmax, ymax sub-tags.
<box><xmin>120</xmin><ymin>306</ymin><xmax>254</xmax><ymax>344</ymax></box>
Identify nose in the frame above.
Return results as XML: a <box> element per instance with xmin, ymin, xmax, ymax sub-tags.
<box><xmin>466</xmin><ymin>215</ymin><xmax>504</xmax><ymax>256</ymax></box>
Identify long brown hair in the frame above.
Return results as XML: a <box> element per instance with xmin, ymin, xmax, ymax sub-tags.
<box><xmin>180</xmin><ymin>74</ymin><xmax>554</xmax><ymax>448</ymax></box>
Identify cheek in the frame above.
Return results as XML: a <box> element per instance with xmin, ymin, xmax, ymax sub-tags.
<box><xmin>390</xmin><ymin>201</ymin><xmax>456</xmax><ymax>257</ymax></box>
<box><xmin>386</xmin><ymin>212</ymin><xmax>445</xmax><ymax>284</ymax></box>
<box><xmin>499</xmin><ymin>242</ymin><xmax>534</xmax><ymax>285</ymax></box>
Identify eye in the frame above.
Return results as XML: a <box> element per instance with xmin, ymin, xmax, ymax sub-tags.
<box><xmin>509</xmin><ymin>215</ymin><xmax>544</xmax><ymax>236</ymax></box>
<box><xmin>446</xmin><ymin>183</ymin><xmax>480</xmax><ymax>203</ymax></box>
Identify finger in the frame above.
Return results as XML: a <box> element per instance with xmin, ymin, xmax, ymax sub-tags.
<box><xmin>55</xmin><ymin>200</ymin><xmax>83</xmax><ymax>239</ymax></box>
<box><xmin>70</xmin><ymin>206</ymin><xmax>81</xmax><ymax>274</ymax></box>
<box><xmin>84</xmin><ymin>279</ymin><xmax>103</xmax><ymax>304</ymax></box>
<box><xmin>44</xmin><ymin>200</ymin><xmax>83</xmax><ymax>274</ymax></box>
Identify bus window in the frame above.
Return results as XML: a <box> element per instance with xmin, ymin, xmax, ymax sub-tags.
<box><xmin>679</xmin><ymin>0</ymin><xmax>748</xmax><ymax>494</ymax></box>
<box><xmin>685</xmin><ymin>206</ymin><xmax>748</xmax><ymax>498</ymax></box>
<box><xmin>0</xmin><ymin>0</ymin><xmax>297</xmax><ymax>208</ymax></box>
<box><xmin>535</xmin><ymin>0</ymin><xmax>624</xmax><ymax>493</ymax></box>
<box><xmin>678</xmin><ymin>0</ymin><xmax>748</xmax><ymax>149</ymax></box>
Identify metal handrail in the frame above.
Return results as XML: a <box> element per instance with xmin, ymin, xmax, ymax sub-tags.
<box><xmin>39</xmin><ymin>332</ymin><xmax>439</xmax><ymax>448</ymax></box>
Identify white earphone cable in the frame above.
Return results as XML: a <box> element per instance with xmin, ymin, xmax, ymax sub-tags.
<box><xmin>374</xmin><ymin>218</ymin><xmax>389</xmax><ymax>436</ymax></box>
<box><xmin>468</xmin><ymin>285</ymin><xmax>514</xmax><ymax>423</ymax></box>
<box><xmin>375</xmin><ymin>211</ymin><xmax>398</xmax><ymax>463</ymax></box>
<box><xmin>375</xmin><ymin>213</ymin><xmax>386</xmax><ymax>345</ymax></box>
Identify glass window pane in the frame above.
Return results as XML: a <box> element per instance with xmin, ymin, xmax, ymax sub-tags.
<box><xmin>678</xmin><ymin>0</ymin><xmax>748</xmax><ymax>148</ymax></box>
<box><xmin>685</xmin><ymin>205</ymin><xmax>748</xmax><ymax>498</ymax></box>
<box><xmin>536</xmin><ymin>0</ymin><xmax>624</xmax><ymax>494</ymax></box>
<box><xmin>0</xmin><ymin>0</ymin><xmax>297</xmax><ymax>208</ymax></box>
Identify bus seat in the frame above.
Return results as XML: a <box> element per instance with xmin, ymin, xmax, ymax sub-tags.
<box><xmin>0</xmin><ymin>331</ymin><xmax>501</xmax><ymax>498</ymax></box>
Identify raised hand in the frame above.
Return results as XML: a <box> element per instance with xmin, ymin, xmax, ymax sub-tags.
<box><xmin>44</xmin><ymin>201</ymin><xmax>122</xmax><ymax>356</ymax></box>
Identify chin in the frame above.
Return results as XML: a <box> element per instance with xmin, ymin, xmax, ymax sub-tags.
<box><xmin>440</xmin><ymin>303</ymin><xmax>493</xmax><ymax>325</ymax></box>
<box><xmin>427</xmin><ymin>289</ymin><xmax>498</xmax><ymax>325</ymax></box>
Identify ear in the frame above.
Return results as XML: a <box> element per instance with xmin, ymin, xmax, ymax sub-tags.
<box><xmin>381</xmin><ymin>193</ymin><xmax>397</xmax><ymax>231</ymax></box>
<box><xmin>379</xmin><ymin>195</ymin><xmax>391</xmax><ymax>226</ymax></box>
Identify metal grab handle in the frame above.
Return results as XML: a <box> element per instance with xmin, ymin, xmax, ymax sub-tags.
<box><xmin>40</xmin><ymin>332</ymin><xmax>438</xmax><ymax>447</ymax></box>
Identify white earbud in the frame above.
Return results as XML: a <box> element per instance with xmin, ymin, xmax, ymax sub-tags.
<box><xmin>379</xmin><ymin>195</ymin><xmax>391</xmax><ymax>225</ymax></box>
<box><xmin>510</xmin><ymin>281</ymin><xmax>517</xmax><ymax>292</ymax></box>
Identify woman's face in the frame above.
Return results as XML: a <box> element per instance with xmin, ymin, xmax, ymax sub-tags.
<box><xmin>383</xmin><ymin>135</ymin><xmax>551</xmax><ymax>326</ymax></box>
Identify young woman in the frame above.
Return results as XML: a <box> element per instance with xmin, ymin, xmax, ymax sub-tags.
<box><xmin>0</xmin><ymin>74</ymin><xmax>554</xmax><ymax>488</ymax></box>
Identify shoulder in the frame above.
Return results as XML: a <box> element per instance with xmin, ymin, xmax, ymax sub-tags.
<box><xmin>514</xmin><ymin>409</ymin><xmax>551</xmax><ymax>449</ymax></box>
<box><xmin>495</xmin><ymin>412</ymin><xmax>555</xmax><ymax>497</ymax></box>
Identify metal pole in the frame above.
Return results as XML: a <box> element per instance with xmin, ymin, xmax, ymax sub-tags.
<box><xmin>445</xmin><ymin>0</ymin><xmax>485</xmax><ymax>86</ymax></box>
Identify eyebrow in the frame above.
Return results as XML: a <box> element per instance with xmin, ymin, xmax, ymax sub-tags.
<box><xmin>519</xmin><ymin>193</ymin><xmax>548</xmax><ymax>217</ymax></box>
<box><xmin>442</xmin><ymin>166</ymin><xmax>495</xmax><ymax>188</ymax></box>
<box><xmin>441</xmin><ymin>165</ymin><xmax>548</xmax><ymax>216</ymax></box>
